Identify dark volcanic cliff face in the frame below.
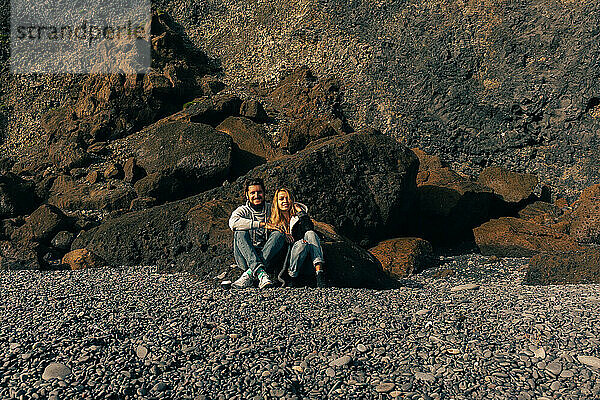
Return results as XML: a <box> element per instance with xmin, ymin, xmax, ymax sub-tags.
<box><xmin>153</xmin><ymin>0</ymin><xmax>600</xmax><ymax>197</ymax></box>
<box><xmin>3</xmin><ymin>0</ymin><xmax>600</xmax><ymax>197</ymax></box>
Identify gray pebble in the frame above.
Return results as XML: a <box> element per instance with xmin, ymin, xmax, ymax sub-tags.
<box><xmin>42</xmin><ymin>363</ymin><xmax>71</xmax><ymax>381</ymax></box>
<box><xmin>329</xmin><ymin>355</ymin><xmax>352</xmax><ymax>368</ymax></box>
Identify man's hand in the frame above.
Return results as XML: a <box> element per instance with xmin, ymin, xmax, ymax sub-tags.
<box><xmin>261</xmin><ymin>221</ymin><xmax>281</xmax><ymax>231</ymax></box>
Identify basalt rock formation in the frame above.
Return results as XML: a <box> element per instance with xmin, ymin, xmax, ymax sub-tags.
<box><xmin>3</xmin><ymin>8</ymin><xmax>600</xmax><ymax>286</ymax></box>
<box><xmin>150</xmin><ymin>0</ymin><xmax>600</xmax><ymax>197</ymax></box>
<box><xmin>70</xmin><ymin>132</ymin><xmax>417</xmax><ymax>285</ymax></box>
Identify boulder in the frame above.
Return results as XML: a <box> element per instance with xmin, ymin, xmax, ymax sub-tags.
<box><xmin>253</xmin><ymin>132</ymin><xmax>418</xmax><ymax>245</ymax></box>
<box><xmin>269</xmin><ymin>66</ymin><xmax>344</xmax><ymax>119</ymax></box>
<box><xmin>123</xmin><ymin>157</ymin><xmax>145</xmax><ymax>184</ymax></box>
<box><xmin>269</xmin><ymin>66</ymin><xmax>352</xmax><ymax>151</ymax></box>
<box><xmin>567</xmin><ymin>183</ymin><xmax>600</xmax><ymax>244</ymax></box>
<box><xmin>216</xmin><ymin>116</ymin><xmax>281</xmax><ymax>176</ymax></box>
<box><xmin>62</xmin><ymin>249</ymin><xmax>105</xmax><ymax>270</ymax></box>
<box><xmin>525</xmin><ymin>247</ymin><xmax>600</xmax><ymax>285</ymax></box>
<box><xmin>414</xmin><ymin>162</ymin><xmax>503</xmax><ymax>246</ymax></box>
<box><xmin>311</xmin><ymin>221</ymin><xmax>395</xmax><ymax>288</ymax></box>
<box><xmin>240</xmin><ymin>99</ymin><xmax>268</xmax><ymax>122</ymax></box>
<box><xmin>473</xmin><ymin>217</ymin><xmax>581</xmax><ymax>257</ymax></box>
<box><xmin>47</xmin><ymin>141</ymin><xmax>92</xmax><ymax>171</ymax></box>
<box><xmin>369</xmin><ymin>237</ymin><xmax>435</xmax><ymax>279</ymax></box>
<box><xmin>40</xmin><ymin>11</ymin><xmax>216</xmax><ymax>146</ymax></box>
<box><xmin>0</xmin><ymin>240</ymin><xmax>40</xmax><ymax>270</ymax></box>
<box><xmin>11</xmin><ymin>204</ymin><xmax>68</xmax><ymax>243</ymax></box>
<box><xmin>412</xmin><ymin>148</ymin><xmax>443</xmax><ymax>185</ymax></box>
<box><xmin>0</xmin><ymin>173</ymin><xmax>37</xmax><ymax>218</ymax></box>
<box><xmin>49</xmin><ymin>180</ymin><xmax>135</xmax><ymax>212</ymax></box>
<box><xmin>51</xmin><ymin>231</ymin><xmax>75</xmax><ymax>250</ymax></box>
<box><xmin>279</xmin><ymin>115</ymin><xmax>347</xmax><ymax>154</ymax></box>
<box><xmin>517</xmin><ymin>201</ymin><xmax>563</xmax><ymax>226</ymax></box>
<box><xmin>134</xmin><ymin>173</ymin><xmax>183</xmax><ymax>203</ymax></box>
<box><xmin>86</xmin><ymin>187</ymin><xmax>137</xmax><ymax>212</ymax></box>
<box><xmin>477</xmin><ymin>166</ymin><xmax>538</xmax><ymax>204</ymax></box>
<box><xmin>177</xmin><ymin>94</ymin><xmax>243</xmax><ymax>127</ymax></box>
<box><xmin>47</xmin><ymin>176</ymin><xmax>89</xmax><ymax>210</ymax></box>
<box><xmin>72</xmin><ymin>132</ymin><xmax>418</xmax><ymax>284</ymax></box>
<box><xmin>114</xmin><ymin>120</ymin><xmax>232</xmax><ymax>197</ymax></box>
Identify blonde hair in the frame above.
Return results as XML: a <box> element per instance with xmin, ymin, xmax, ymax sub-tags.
<box><xmin>270</xmin><ymin>188</ymin><xmax>298</xmax><ymax>233</ymax></box>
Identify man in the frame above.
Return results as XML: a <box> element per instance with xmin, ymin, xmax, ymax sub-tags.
<box><xmin>229</xmin><ymin>178</ymin><xmax>285</xmax><ymax>289</ymax></box>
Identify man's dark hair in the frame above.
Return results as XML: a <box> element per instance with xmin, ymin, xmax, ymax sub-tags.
<box><xmin>244</xmin><ymin>177</ymin><xmax>265</xmax><ymax>195</ymax></box>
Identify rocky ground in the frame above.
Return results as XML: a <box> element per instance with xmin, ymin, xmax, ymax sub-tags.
<box><xmin>1</xmin><ymin>256</ymin><xmax>600</xmax><ymax>400</ymax></box>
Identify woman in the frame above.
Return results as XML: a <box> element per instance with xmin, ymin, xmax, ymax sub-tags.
<box><xmin>269</xmin><ymin>188</ymin><xmax>326</xmax><ymax>287</ymax></box>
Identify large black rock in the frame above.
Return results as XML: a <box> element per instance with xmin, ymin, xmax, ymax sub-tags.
<box><xmin>114</xmin><ymin>120</ymin><xmax>233</xmax><ymax>198</ymax></box>
<box><xmin>71</xmin><ymin>132</ymin><xmax>417</xmax><ymax>286</ymax></box>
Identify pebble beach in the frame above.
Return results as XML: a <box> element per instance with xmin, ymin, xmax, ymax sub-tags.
<box><xmin>1</xmin><ymin>256</ymin><xmax>600</xmax><ymax>400</ymax></box>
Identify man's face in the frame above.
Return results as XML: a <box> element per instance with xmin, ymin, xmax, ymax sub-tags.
<box><xmin>246</xmin><ymin>185</ymin><xmax>264</xmax><ymax>206</ymax></box>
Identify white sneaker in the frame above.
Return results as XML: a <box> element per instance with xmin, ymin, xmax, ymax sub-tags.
<box><xmin>232</xmin><ymin>272</ymin><xmax>254</xmax><ymax>289</ymax></box>
<box><xmin>258</xmin><ymin>274</ymin><xmax>273</xmax><ymax>289</ymax></box>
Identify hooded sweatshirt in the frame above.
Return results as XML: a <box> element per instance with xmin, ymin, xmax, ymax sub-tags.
<box><xmin>229</xmin><ymin>201</ymin><xmax>273</xmax><ymax>248</ymax></box>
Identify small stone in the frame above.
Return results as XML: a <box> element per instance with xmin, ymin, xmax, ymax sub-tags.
<box><xmin>216</xmin><ymin>271</ymin><xmax>227</xmax><ymax>280</ymax></box>
<box><xmin>85</xmin><ymin>171</ymin><xmax>100</xmax><ymax>184</ymax></box>
<box><xmin>152</xmin><ymin>382</ymin><xmax>167</xmax><ymax>392</ymax></box>
<box><xmin>42</xmin><ymin>363</ymin><xmax>72</xmax><ymax>380</ymax></box>
<box><xmin>578</xmin><ymin>355</ymin><xmax>600</xmax><ymax>369</ymax></box>
<box><xmin>414</xmin><ymin>372</ymin><xmax>435</xmax><ymax>382</ymax></box>
<box><xmin>559</xmin><ymin>370</ymin><xmax>574</xmax><ymax>378</ymax></box>
<box><xmin>135</xmin><ymin>345</ymin><xmax>148</xmax><ymax>359</ymax></box>
<box><xmin>550</xmin><ymin>381</ymin><xmax>560</xmax><ymax>391</ymax></box>
<box><xmin>104</xmin><ymin>163</ymin><xmax>121</xmax><ymax>179</ymax></box>
<box><xmin>329</xmin><ymin>355</ymin><xmax>352</xmax><ymax>368</ymax></box>
<box><xmin>447</xmin><ymin>348</ymin><xmax>460</xmax><ymax>355</ymax></box>
<box><xmin>357</xmin><ymin>344</ymin><xmax>367</xmax><ymax>353</ymax></box>
<box><xmin>390</xmin><ymin>391</ymin><xmax>402</xmax><ymax>398</ymax></box>
<box><xmin>533</xmin><ymin>346</ymin><xmax>546</xmax><ymax>359</ymax></box>
<box><xmin>325</xmin><ymin>368</ymin><xmax>335</xmax><ymax>377</ymax></box>
<box><xmin>546</xmin><ymin>361</ymin><xmax>562</xmax><ymax>376</ymax></box>
<box><xmin>450</xmin><ymin>284</ymin><xmax>480</xmax><ymax>292</ymax></box>
<box><xmin>416</xmin><ymin>309</ymin><xmax>430</xmax><ymax>316</ymax></box>
<box><xmin>375</xmin><ymin>382</ymin><xmax>395</xmax><ymax>393</ymax></box>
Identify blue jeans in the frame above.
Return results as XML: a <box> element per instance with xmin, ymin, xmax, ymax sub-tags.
<box><xmin>288</xmin><ymin>230</ymin><xmax>324</xmax><ymax>278</ymax></box>
<box><xmin>233</xmin><ymin>230</ymin><xmax>285</xmax><ymax>277</ymax></box>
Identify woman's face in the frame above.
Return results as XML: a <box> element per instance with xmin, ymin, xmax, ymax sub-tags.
<box><xmin>277</xmin><ymin>191</ymin><xmax>291</xmax><ymax>212</ymax></box>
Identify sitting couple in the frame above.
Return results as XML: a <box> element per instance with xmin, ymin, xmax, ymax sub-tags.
<box><xmin>228</xmin><ymin>178</ymin><xmax>325</xmax><ymax>289</ymax></box>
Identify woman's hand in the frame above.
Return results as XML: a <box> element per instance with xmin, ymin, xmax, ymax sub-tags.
<box><xmin>285</xmin><ymin>233</ymin><xmax>295</xmax><ymax>244</ymax></box>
